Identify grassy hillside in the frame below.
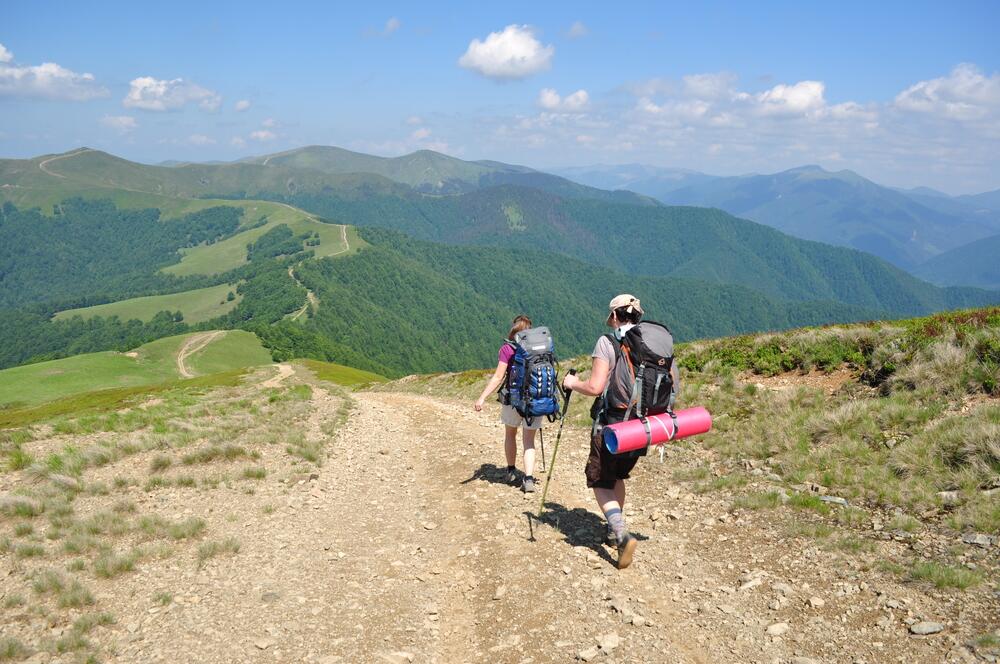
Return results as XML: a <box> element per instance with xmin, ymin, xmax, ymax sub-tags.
<box><xmin>0</xmin><ymin>147</ymin><xmax>651</xmax><ymax>208</ymax></box>
<box><xmin>53</xmin><ymin>283</ymin><xmax>241</xmax><ymax>324</ymax></box>
<box><xmin>163</xmin><ymin>206</ymin><xmax>357</xmax><ymax>277</ymax></box>
<box><xmin>0</xmin><ymin>330</ymin><xmax>270</xmax><ymax>408</ymax></box>
<box><xmin>294</xmin><ymin>358</ymin><xmax>386</xmax><ymax>387</ymax></box>
<box><xmin>386</xmin><ymin>306</ymin><xmax>1000</xmax><ymax>536</ymax></box>
<box><xmin>912</xmin><ymin>233</ymin><xmax>1000</xmax><ymax>290</ymax></box>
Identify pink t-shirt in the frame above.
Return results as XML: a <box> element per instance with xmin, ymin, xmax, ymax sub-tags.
<box><xmin>498</xmin><ymin>343</ymin><xmax>514</xmax><ymax>365</ymax></box>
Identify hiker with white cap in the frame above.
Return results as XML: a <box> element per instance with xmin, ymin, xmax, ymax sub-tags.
<box><xmin>561</xmin><ymin>294</ymin><xmax>678</xmax><ymax>569</ymax></box>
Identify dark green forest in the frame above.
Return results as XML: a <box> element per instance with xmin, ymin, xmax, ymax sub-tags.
<box><xmin>0</xmin><ymin>199</ymin><xmax>243</xmax><ymax>309</ymax></box>
<box><xmin>286</xmin><ymin>228</ymin><xmax>884</xmax><ymax>376</ymax></box>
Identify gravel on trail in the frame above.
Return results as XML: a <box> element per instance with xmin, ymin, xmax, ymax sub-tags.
<box><xmin>3</xmin><ymin>372</ymin><xmax>995</xmax><ymax>663</ymax></box>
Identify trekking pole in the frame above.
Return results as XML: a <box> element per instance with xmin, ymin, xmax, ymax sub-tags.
<box><xmin>538</xmin><ymin>369</ymin><xmax>576</xmax><ymax>518</ymax></box>
<box><xmin>538</xmin><ymin>429</ymin><xmax>546</xmax><ymax>472</ymax></box>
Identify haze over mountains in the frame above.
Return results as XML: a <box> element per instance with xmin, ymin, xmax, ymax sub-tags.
<box><xmin>1</xmin><ymin>145</ymin><xmax>998</xmax><ymax>376</ymax></box>
<box><xmin>553</xmin><ymin>164</ymin><xmax>1000</xmax><ymax>281</ymax></box>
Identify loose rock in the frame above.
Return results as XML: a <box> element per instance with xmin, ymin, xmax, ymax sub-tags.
<box><xmin>910</xmin><ymin>621</ymin><xmax>944</xmax><ymax>635</ymax></box>
<box><xmin>767</xmin><ymin>622</ymin><xmax>790</xmax><ymax>636</ymax></box>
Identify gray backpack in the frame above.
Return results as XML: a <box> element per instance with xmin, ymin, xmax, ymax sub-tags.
<box><xmin>593</xmin><ymin>321</ymin><xmax>675</xmax><ymax>423</ymax></box>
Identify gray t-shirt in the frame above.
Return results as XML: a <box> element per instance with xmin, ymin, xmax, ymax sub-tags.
<box><xmin>592</xmin><ymin>335</ymin><xmax>617</xmax><ymax>372</ymax></box>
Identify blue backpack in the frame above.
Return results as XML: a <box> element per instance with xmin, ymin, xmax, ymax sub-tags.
<box><xmin>502</xmin><ymin>326</ymin><xmax>560</xmax><ymax>425</ymax></box>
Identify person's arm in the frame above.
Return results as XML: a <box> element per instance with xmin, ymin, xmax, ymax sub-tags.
<box><xmin>474</xmin><ymin>361</ymin><xmax>509</xmax><ymax>411</ymax></box>
<box><xmin>562</xmin><ymin>357</ymin><xmax>610</xmax><ymax>398</ymax></box>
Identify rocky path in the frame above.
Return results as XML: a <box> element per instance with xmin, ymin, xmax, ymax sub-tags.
<box><xmin>10</xmin><ymin>378</ymin><xmax>992</xmax><ymax>663</ymax></box>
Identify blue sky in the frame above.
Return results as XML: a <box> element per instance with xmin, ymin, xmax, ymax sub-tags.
<box><xmin>2</xmin><ymin>1</ymin><xmax>998</xmax><ymax>192</ymax></box>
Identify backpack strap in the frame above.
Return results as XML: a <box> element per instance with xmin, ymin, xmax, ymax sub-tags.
<box><xmin>594</xmin><ymin>333</ymin><xmax>621</xmax><ymax>426</ymax></box>
<box><xmin>497</xmin><ymin>340</ymin><xmax>516</xmax><ymax>404</ymax></box>
<box><xmin>620</xmin><ymin>336</ymin><xmax>641</xmax><ymax>421</ymax></box>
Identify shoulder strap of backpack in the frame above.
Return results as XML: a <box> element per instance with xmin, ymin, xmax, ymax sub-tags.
<box><xmin>596</xmin><ymin>333</ymin><xmax>621</xmax><ymax>422</ymax></box>
<box><xmin>498</xmin><ymin>340</ymin><xmax>516</xmax><ymax>394</ymax></box>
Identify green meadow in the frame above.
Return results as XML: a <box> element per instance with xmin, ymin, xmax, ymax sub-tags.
<box><xmin>53</xmin><ymin>283</ymin><xmax>242</xmax><ymax>324</ymax></box>
<box><xmin>0</xmin><ymin>331</ymin><xmax>271</xmax><ymax>409</ymax></box>
<box><xmin>162</xmin><ymin>206</ymin><xmax>360</xmax><ymax>277</ymax></box>
<box><xmin>294</xmin><ymin>358</ymin><xmax>386</xmax><ymax>387</ymax></box>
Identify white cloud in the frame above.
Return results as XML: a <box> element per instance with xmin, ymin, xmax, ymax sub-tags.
<box><xmin>567</xmin><ymin>21</ymin><xmax>589</xmax><ymax>39</ymax></box>
<box><xmin>470</xmin><ymin>63</ymin><xmax>999</xmax><ymax>192</ymax></box>
<box><xmin>405</xmin><ymin>115</ymin><xmax>423</xmax><ymax>125</ymax></box>
<box><xmin>261</xmin><ymin>117</ymin><xmax>277</xmax><ymax>128</ymax></box>
<box><xmin>682</xmin><ymin>72</ymin><xmax>737</xmax><ymax>100</ymax></box>
<box><xmin>537</xmin><ymin>88</ymin><xmax>589</xmax><ymax>112</ymax></box>
<box><xmin>384</xmin><ymin>17</ymin><xmax>401</xmax><ymax>35</ymax></box>
<box><xmin>187</xmin><ymin>134</ymin><xmax>216</xmax><ymax>145</ymax></box>
<box><xmin>537</xmin><ymin>88</ymin><xmax>561</xmax><ymax>110</ymax></box>
<box><xmin>231</xmin><ymin>136</ymin><xmax>247</xmax><ymax>148</ymax></box>
<box><xmin>234</xmin><ymin>99</ymin><xmax>251</xmax><ymax>112</ymax></box>
<box><xmin>411</xmin><ymin>127</ymin><xmax>431</xmax><ymax>140</ymax></box>
<box><xmin>100</xmin><ymin>115</ymin><xmax>137</xmax><ymax>133</ymax></box>
<box><xmin>250</xmin><ymin>129</ymin><xmax>276</xmax><ymax>141</ymax></box>
<box><xmin>0</xmin><ymin>44</ymin><xmax>107</xmax><ymax>101</ymax></box>
<box><xmin>754</xmin><ymin>80</ymin><xmax>825</xmax><ymax>116</ymax></box>
<box><xmin>894</xmin><ymin>63</ymin><xmax>1000</xmax><ymax>121</ymax></box>
<box><xmin>123</xmin><ymin>76</ymin><xmax>221</xmax><ymax>111</ymax></box>
<box><xmin>458</xmin><ymin>25</ymin><xmax>554</xmax><ymax>80</ymax></box>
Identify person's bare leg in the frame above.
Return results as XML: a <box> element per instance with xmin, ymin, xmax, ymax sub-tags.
<box><xmin>615</xmin><ymin>479</ymin><xmax>625</xmax><ymax>508</ymax></box>
<box><xmin>521</xmin><ymin>427</ymin><xmax>536</xmax><ymax>478</ymax></box>
<box><xmin>504</xmin><ymin>426</ymin><xmax>518</xmax><ymax>467</ymax></box>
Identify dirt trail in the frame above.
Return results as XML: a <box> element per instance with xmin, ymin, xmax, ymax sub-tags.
<box><xmin>127</xmin><ymin>388</ymin><xmax>988</xmax><ymax>662</ymax></box>
<box><xmin>287</xmin><ymin>266</ymin><xmax>319</xmax><ymax>321</ymax></box>
<box><xmin>175</xmin><ymin>331</ymin><xmax>224</xmax><ymax>378</ymax></box>
<box><xmin>261</xmin><ymin>362</ymin><xmax>295</xmax><ymax>388</ymax></box>
<box><xmin>6</xmin><ymin>376</ymin><xmax>991</xmax><ymax>663</ymax></box>
<box><xmin>38</xmin><ymin>148</ymin><xmax>94</xmax><ymax>178</ymax></box>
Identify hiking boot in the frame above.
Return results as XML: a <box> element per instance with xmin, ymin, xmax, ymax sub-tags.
<box><xmin>522</xmin><ymin>476</ymin><xmax>536</xmax><ymax>493</ymax></box>
<box><xmin>505</xmin><ymin>467</ymin><xmax>518</xmax><ymax>485</ymax></box>
<box><xmin>616</xmin><ymin>533</ymin><xmax>638</xmax><ymax>569</ymax></box>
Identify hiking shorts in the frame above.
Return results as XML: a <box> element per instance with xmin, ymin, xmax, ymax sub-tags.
<box><xmin>500</xmin><ymin>405</ymin><xmax>543</xmax><ymax>430</ymax></box>
<box><xmin>585</xmin><ymin>425</ymin><xmax>640</xmax><ymax>489</ymax></box>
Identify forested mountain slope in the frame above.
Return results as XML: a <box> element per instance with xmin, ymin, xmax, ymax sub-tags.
<box><xmin>281</xmin><ymin>190</ymin><xmax>1000</xmax><ymax>314</ymax></box>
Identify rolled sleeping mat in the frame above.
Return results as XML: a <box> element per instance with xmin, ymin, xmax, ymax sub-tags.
<box><xmin>603</xmin><ymin>407</ymin><xmax>712</xmax><ymax>455</ymax></box>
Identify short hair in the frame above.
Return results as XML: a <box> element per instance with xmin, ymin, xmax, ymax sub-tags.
<box><xmin>613</xmin><ymin>306</ymin><xmax>642</xmax><ymax>325</ymax></box>
<box><xmin>507</xmin><ymin>315</ymin><xmax>532</xmax><ymax>340</ymax></box>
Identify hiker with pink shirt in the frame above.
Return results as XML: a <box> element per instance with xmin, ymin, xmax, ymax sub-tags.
<box><xmin>474</xmin><ymin>315</ymin><xmax>540</xmax><ymax>493</ymax></box>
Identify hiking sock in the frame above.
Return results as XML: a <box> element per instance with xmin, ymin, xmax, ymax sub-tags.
<box><xmin>605</xmin><ymin>507</ymin><xmax>627</xmax><ymax>543</ymax></box>
<box><xmin>507</xmin><ymin>464</ymin><xmax>516</xmax><ymax>473</ymax></box>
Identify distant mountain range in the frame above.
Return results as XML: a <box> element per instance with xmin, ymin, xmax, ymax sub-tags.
<box><xmin>912</xmin><ymin>233</ymin><xmax>1000</xmax><ymax>290</ymax></box>
<box><xmin>2</xmin><ymin>145</ymin><xmax>999</xmax><ymax>375</ymax></box>
<box><xmin>552</xmin><ymin>164</ymin><xmax>1000</xmax><ymax>279</ymax></box>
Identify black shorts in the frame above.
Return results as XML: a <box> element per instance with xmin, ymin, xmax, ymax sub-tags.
<box><xmin>585</xmin><ymin>417</ymin><xmax>641</xmax><ymax>489</ymax></box>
